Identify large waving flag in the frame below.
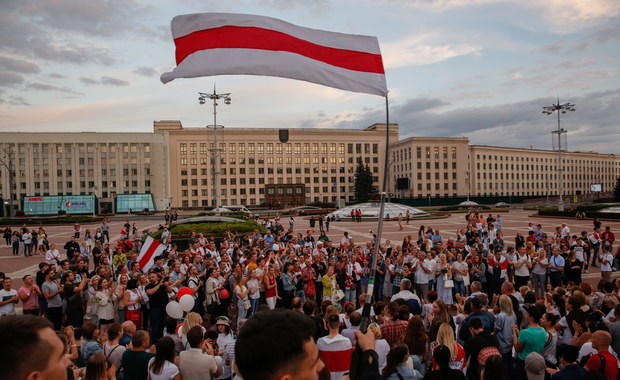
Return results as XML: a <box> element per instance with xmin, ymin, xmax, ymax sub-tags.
<box><xmin>138</xmin><ymin>236</ymin><xmax>165</xmax><ymax>272</ymax></box>
<box><xmin>160</xmin><ymin>13</ymin><xmax>387</xmax><ymax>97</ymax></box>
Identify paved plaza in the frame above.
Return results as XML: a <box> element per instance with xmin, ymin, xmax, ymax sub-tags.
<box><xmin>1</xmin><ymin>208</ymin><xmax>619</xmax><ymax>291</ymax></box>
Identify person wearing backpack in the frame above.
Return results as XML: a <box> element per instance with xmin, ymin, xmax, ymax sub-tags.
<box><xmin>584</xmin><ymin>331</ymin><xmax>618</xmax><ymax>380</ymax></box>
<box><xmin>464</xmin><ymin>316</ymin><xmax>499</xmax><ymax>380</ymax></box>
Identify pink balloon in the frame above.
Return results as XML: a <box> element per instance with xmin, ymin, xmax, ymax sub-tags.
<box><xmin>177</xmin><ymin>287</ymin><xmax>193</xmax><ymax>299</ymax></box>
<box><xmin>220</xmin><ymin>288</ymin><xmax>230</xmax><ymax>299</ymax></box>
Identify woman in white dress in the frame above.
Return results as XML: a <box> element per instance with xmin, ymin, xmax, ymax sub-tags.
<box><xmin>435</xmin><ymin>254</ymin><xmax>453</xmax><ymax>305</ymax></box>
<box><xmin>95</xmin><ymin>278</ymin><xmax>116</xmax><ymax>333</ymax></box>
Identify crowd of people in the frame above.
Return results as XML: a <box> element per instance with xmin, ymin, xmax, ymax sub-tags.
<box><xmin>1</xmin><ymin>211</ymin><xmax>619</xmax><ymax>380</ymax></box>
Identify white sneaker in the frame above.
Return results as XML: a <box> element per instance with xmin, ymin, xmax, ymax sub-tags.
<box><xmin>585</xmin><ymin>269</ymin><xmax>589</xmax><ymax>273</ymax></box>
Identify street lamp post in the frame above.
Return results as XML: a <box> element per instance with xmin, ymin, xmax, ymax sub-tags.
<box><xmin>542</xmin><ymin>98</ymin><xmax>575</xmax><ymax>212</ymax></box>
<box><xmin>198</xmin><ymin>88</ymin><xmax>231</xmax><ymax>213</ymax></box>
<box><xmin>0</xmin><ymin>147</ymin><xmax>16</xmax><ymax>218</ymax></box>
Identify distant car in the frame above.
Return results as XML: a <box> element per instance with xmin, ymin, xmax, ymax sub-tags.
<box><xmin>211</xmin><ymin>207</ymin><xmax>233</xmax><ymax>214</ymax></box>
<box><xmin>221</xmin><ymin>205</ymin><xmax>251</xmax><ymax>213</ymax></box>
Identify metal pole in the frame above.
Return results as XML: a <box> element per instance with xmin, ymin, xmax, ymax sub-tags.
<box><xmin>212</xmin><ymin>91</ymin><xmax>221</xmax><ymax>211</ymax></box>
<box><xmin>557</xmin><ymin>108</ymin><xmax>564</xmax><ymax>211</ymax></box>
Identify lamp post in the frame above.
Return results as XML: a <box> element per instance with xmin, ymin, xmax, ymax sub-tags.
<box><xmin>542</xmin><ymin>98</ymin><xmax>575</xmax><ymax>212</ymax></box>
<box><xmin>198</xmin><ymin>88</ymin><xmax>231</xmax><ymax>213</ymax></box>
<box><xmin>0</xmin><ymin>147</ymin><xmax>16</xmax><ymax>217</ymax></box>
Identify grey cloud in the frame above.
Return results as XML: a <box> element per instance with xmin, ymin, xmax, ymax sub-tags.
<box><xmin>318</xmin><ymin>89</ymin><xmax>620</xmax><ymax>153</ymax></box>
<box><xmin>0</xmin><ymin>72</ymin><xmax>25</xmax><ymax>87</ymax></box>
<box><xmin>80</xmin><ymin>77</ymin><xmax>98</xmax><ymax>85</ymax></box>
<box><xmin>24</xmin><ymin>0</ymin><xmax>152</xmax><ymax>38</ymax></box>
<box><xmin>101</xmin><ymin>76</ymin><xmax>129</xmax><ymax>87</ymax></box>
<box><xmin>25</xmin><ymin>83</ymin><xmax>82</xmax><ymax>95</ymax></box>
<box><xmin>79</xmin><ymin>76</ymin><xmax>130</xmax><ymax>86</ymax></box>
<box><xmin>48</xmin><ymin>73</ymin><xmax>66</xmax><ymax>79</ymax></box>
<box><xmin>7</xmin><ymin>95</ymin><xmax>30</xmax><ymax>106</ymax></box>
<box><xmin>133</xmin><ymin>67</ymin><xmax>157</xmax><ymax>77</ymax></box>
<box><xmin>0</xmin><ymin>55</ymin><xmax>40</xmax><ymax>74</ymax></box>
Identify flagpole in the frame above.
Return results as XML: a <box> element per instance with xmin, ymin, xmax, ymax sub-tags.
<box><xmin>350</xmin><ymin>93</ymin><xmax>390</xmax><ymax>379</ymax></box>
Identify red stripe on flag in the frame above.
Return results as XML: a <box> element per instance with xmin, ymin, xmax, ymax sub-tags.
<box><xmin>319</xmin><ymin>348</ymin><xmax>354</xmax><ymax>372</ymax></box>
<box><xmin>139</xmin><ymin>239</ymin><xmax>161</xmax><ymax>270</ymax></box>
<box><xmin>174</xmin><ymin>26</ymin><xmax>385</xmax><ymax>74</ymax></box>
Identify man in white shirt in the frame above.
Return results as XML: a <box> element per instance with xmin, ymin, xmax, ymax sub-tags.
<box><xmin>0</xmin><ymin>277</ymin><xmax>19</xmax><ymax>316</ymax></box>
<box><xmin>600</xmin><ymin>246</ymin><xmax>615</xmax><ymax>282</ymax></box>
<box><xmin>413</xmin><ymin>252</ymin><xmax>431</xmax><ymax>300</ymax></box>
<box><xmin>179</xmin><ymin>325</ymin><xmax>221</xmax><ymax>380</ymax></box>
<box><xmin>45</xmin><ymin>243</ymin><xmax>62</xmax><ymax>270</ymax></box>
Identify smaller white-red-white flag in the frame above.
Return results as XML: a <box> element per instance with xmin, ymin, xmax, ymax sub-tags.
<box><xmin>138</xmin><ymin>236</ymin><xmax>165</xmax><ymax>272</ymax></box>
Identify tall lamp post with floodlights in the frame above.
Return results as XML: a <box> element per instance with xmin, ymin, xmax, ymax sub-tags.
<box><xmin>542</xmin><ymin>98</ymin><xmax>575</xmax><ymax>212</ymax></box>
<box><xmin>198</xmin><ymin>88</ymin><xmax>231</xmax><ymax>213</ymax></box>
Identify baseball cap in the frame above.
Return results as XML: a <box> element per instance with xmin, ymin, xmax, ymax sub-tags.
<box><xmin>524</xmin><ymin>352</ymin><xmax>545</xmax><ymax>380</ymax></box>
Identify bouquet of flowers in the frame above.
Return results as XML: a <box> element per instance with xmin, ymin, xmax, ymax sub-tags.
<box><xmin>91</xmin><ymin>296</ymin><xmax>101</xmax><ymax>304</ymax></box>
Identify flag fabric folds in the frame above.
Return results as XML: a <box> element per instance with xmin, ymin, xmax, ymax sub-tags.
<box><xmin>161</xmin><ymin>12</ymin><xmax>387</xmax><ymax>97</ymax></box>
<box><xmin>137</xmin><ymin>236</ymin><xmax>165</xmax><ymax>272</ymax></box>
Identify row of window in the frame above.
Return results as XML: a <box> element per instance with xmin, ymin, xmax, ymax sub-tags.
<box><xmin>179</xmin><ymin>142</ymin><xmax>380</xmax><ymax>155</ymax></box>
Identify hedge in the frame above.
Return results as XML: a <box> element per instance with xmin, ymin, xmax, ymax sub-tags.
<box><xmin>0</xmin><ymin>215</ymin><xmax>105</xmax><ymax>226</ymax></box>
<box><xmin>537</xmin><ymin>209</ymin><xmax>620</xmax><ymax>220</ymax></box>
<box><xmin>151</xmin><ymin>220</ymin><xmax>267</xmax><ymax>250</ymax></box>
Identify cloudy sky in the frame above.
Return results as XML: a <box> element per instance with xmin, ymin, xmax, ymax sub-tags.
<box><xmin>0</xmin><ymin>0</ymin><xmax>619</xmax><ymax>153</ymax></box>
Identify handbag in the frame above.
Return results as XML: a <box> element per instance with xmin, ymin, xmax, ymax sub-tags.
<box><xmin>444</xmin><ymin>279</ymin><xmax>454</xmax><ymax>288</ymax></box>
<box><xmin>334</xmin><ymin>289</ymin><xmax>345</xmax><ymax>301</ymax></box>
<box><xmin>243</xmin><ymin>300</ymin><xmax>251</xmax><ymax>310</ymax></box>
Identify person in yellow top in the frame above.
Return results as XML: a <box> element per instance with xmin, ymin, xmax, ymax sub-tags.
<box><xmin>113</xmin><ymin>248</ymin><xmax>128</xmax><ymax>270</ymax></box>
<box><xmin>322</xmin><ymin>266</ymin><xmax>336</xmax><ymax>302</ymax></box>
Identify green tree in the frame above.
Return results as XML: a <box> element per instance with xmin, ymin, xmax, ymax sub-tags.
<box><xmin>614</xmin><ymin>175</ymin><xmax>620</xmax><ymax>202</ymax></box>
<box><xmin>354</xmin><ymin>159</ymin><xmax>376</xmax><ymax>202</ymax></box>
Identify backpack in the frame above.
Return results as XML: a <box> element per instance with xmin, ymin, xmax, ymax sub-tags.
<box><xmin>477</xmin><ymin>346</ymin><xmax>501</xmax><ymax>367</ymax></box>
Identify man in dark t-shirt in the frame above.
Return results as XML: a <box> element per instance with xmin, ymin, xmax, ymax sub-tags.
<box><xmin>121</xmin><ymin>330</ymin><xmax>154</xmax><ymax>380</ymax></box>
<box><xmin>145</xmin><ymin>272</ymin><xmax>171</xmax><ymax>343</ymax></box>
<box><xmin>63</xmin><ymin>271</ymin><xmax>86</xmax><ymax>327</ymax></box>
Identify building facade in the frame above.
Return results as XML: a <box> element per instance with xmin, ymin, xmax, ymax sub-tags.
<box><xmin>391</xmin><ymin>137</ymin><xmax>620</xmax><ymax>199</ymax></box>
<box><xmin>1</xmin><ymin>123</ymin><xmax>618</xmax><ymax>214</ymax></box>
<box><xmin>158</xmin><ymin>121</ymin><xmax>397</xmax><ymax>208</ymax></box>
<box><xmin>0</xmin><ymin>132</ymin><xmax>168</xmax><ymax>213</ymax></box>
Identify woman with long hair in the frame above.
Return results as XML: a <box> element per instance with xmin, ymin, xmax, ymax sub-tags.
<box><xmin>422</xmin><ymin>345</ymin><xmax>465</xmax><ymax>380</ymax></box>
<box><xmin>494</xmin><ymin>295</ymin><xmax>517</xmax><ymax>369</ymax></box>
<box><xmin>435</xmin><ymin>254</ymin><xmax>453</xmax><ymax>305</ymax></box>
<box><xmin>402</xmin><ymin>316</ymin><xmax>428</xmax><ymax>376</ymax></box>
<box><xmin>430</xmin><ymin>323</ymin><xmax>465</xmax><ymax>372</ymax></box>
<box><xmin>114</xmin><ymin>274</ymin><xmax>128</xmax><ymax>323</ymax></box>
<box><xmin>148</xmin><ymin>336</ymin><xmax>180</xmax><ymax>380</ymax></box>
<box><xmin>429</xmin><ymin>299</ymin><xmax>455</xmax><ymax>343</ymax></box>
<box><xmin>178</xmin><ymin>312</ymin><xmax>206</xmax><ymax>349</ymax></box>
<box><xmin>234</xmin><ymin>272</ymin><xmax>250</xmax><ymax>322</ymax></box>
<box><xmin>264</xmin><ymin>265</ymin><xmax>279</xmax><ymax>310</ymax></box>
<box><xmin>382</xmin><ymin>343</ymin><xmax>422</xmax><ymax>380</ymax></box>
<box><xmin>84</xmin><ymin>352</ymin><xmax>116</xmax><ymax>380</ymax></box>
<box><xmin>95</xmin><ymin>278</ymin><xmax>116</xmax><ymax>333</ymax></box>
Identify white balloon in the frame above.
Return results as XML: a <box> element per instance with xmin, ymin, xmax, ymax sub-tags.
<box><xmin>166</xmin><ymin>301</ymin><xmax>183</xmax><ymax>319</ymax></box>
<box><xmin>179</xmin><ymin>294</ymin><xmax>195</xmax><ymax>312</ymax></box>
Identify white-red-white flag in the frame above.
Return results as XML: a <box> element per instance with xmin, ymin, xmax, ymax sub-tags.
<box><xmin>161</xmin><ymin>13</ymin><xmax>387</xmax><ymax>97</ymax></box>
<box><xmin>138</xmin><ymin>236</ymin><xmax>165</xmax><ymax>272</ymax></box>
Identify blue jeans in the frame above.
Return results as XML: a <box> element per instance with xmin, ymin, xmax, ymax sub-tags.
<box><xmin>454</xmin><ymin>280</ymin><xmax>466</xmax><ymax>296</ymax></box>
<box><xmin>344</xmin><ymin>289</ymin><xmax>356</xmax><ymax>304</ymax></box>
<box><xmin>237</xmin><ymin>299</ymin><xmax>248</xmax><ymax>321</ymax></box>
<box><xmin>248</xmin><ymin>298</ymin><xmax>259</xmax><ymax>317</ymax></box>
